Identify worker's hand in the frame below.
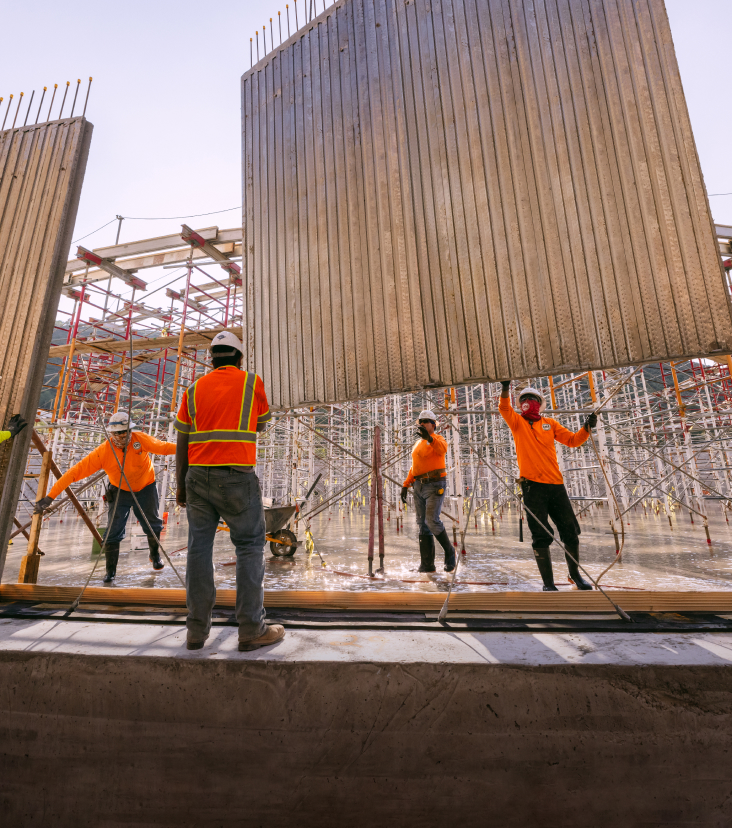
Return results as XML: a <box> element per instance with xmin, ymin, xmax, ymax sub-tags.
<box><xmin>500</xmin><ymin>381</ymin><xmax>511</xmax><ymax>392</ymax></box>
<box><xmin>584</xmin><ymin>412</ymin><xmax>598</xmax><ymax>431</ymax></box>
<box><xmin>7</xmin><ymin>414</ymin><xmax>28</xmax><ymax>438</ymax></box>
<box><xmin>33</xmin><ymin>496</ymin><xmax>53</xmax><ymax>515</ymax></box>
<box><xmin>176</xmin><ymin>486</ymin><xmax>186</xmax><ymax>507</ymax></box>
<box><xmin>400</xmin><ymin>486</ymin><xmax>409</xmax><ymax>505</ymax></box>
<box><xmin>417</xmin><ymin>425</ymin><xmax>433</xmax><ymax>443</ymax></box>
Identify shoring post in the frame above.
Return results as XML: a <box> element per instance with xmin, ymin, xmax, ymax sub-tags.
<box><xmin>375</xmin><ymin>425</ymin><xmax>385</xmax><ymax>574</ymax></box>
<box><xmin>17</xmin><ymin>449</ymin><xmax>52</xmax><ymax>584</ymax></box>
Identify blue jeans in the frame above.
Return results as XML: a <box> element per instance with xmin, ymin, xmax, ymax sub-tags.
<box><xmin>185</xmin><ymin>466</ymin><xmax>267</xmax><ymax>643</ymax></box>
<box><xmin>413</xmin><ymin>478</ymin><xmax>447</xmax><ymax>536</ymax></box>
<box><xmin>105</xmin><ymin>482</ymin><xmax>163</xmax><ymax>543</ymax></box>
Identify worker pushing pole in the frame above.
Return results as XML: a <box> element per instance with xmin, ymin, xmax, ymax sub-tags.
<box><xmin>34</xmin><ymin>412</ymin><xmax>176</xmax><ymax>582</ymax></box>
<box><xmin>400</xmin><ymin>409</ymin><xmax>455</xmax><ymax>573</ymax></box>
<box><xmin>499</xmin><ymin>381</ymin><xmax>597</xmax><ymax>591</ymax></box>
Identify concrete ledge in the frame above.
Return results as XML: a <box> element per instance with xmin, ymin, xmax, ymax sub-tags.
<box><xmin>1</xmin><ymin>620</ymin><xmax>732</xmax><ymax>825</ymax></box>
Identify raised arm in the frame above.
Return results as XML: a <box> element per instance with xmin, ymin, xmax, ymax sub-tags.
<box><xmin>498</xmin><ymin>381</ymin><xmax>521</xmax><ymax>430</ymax></box>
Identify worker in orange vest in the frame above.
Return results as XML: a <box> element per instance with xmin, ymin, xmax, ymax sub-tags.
<box><xmin>400</xmin><ymin>409</ymin><xmax>455</xmax><ymax>573</ymax></box>
<box><xmin>175</xmin><ymin>331</ymin><xmax>285</xmax><ymax>653</ymax></box>
<box><xmin>35</xmin><ymin>412</ymin><xmax>175</xmax><ymax>582</ymax></box>
<box><xmin>499</xmin><ymin>381</ymin><xmax>597</xmax><ymax>591</ymax></box>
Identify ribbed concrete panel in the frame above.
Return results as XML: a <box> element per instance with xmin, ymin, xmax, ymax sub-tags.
<box><xmin>242</xmin><ymin>0</ymin><xmax>732</xmax><ymax>408</ymax></box>
<box><xmin>0</xmin><ymin>117</ymin><xmax>92</xmax><ymax>573</ymax></box>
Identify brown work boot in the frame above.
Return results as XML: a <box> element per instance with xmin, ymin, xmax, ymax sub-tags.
<box><xmin>238</xmin><ymin>624</ymin><xmax>285</xmax><ymax>651</ymax></box>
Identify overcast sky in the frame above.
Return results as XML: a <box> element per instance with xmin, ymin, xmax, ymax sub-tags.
<box><xmin>2</xmin><ymin>0</ymin><xmax>730</xmax><ymax>311</ymax></box>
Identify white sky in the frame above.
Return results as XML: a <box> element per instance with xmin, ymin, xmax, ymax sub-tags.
<box><xmin>2</xmin><ymin>0</ymin><xmax>731</xmax><ymax>321</ymax></box>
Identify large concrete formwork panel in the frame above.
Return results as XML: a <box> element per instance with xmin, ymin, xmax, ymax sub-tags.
<box><xmin>0</xmin><ymin>117</ymin><xmax>92</xmax><ymax>573</ymax></box>
<box><xmin>242</xmin><ymin>0</ymin><xmax>732</xmax><ymax>408</ymax></box>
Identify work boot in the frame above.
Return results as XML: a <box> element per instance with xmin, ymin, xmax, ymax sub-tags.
<box><xmin>564</xmin><ymin>544</ymin><xmax>593</xmax><ymax>590</ymax></box>
<box><xmin>533</xmin><ymin>547</ymin><xmax>558</xmax><ymax>591</ymax></box>
<box><xmin>102</xmin><ymin>541</ymin><xmax>120</xmax><ymax>584</ymax></box>
<box><xmin>238</xmin><ymin>624</ymin><xmax>286</xmax><ymax>651</ymax></box>
<box><xmin>435</xmin><ymin>529</ymin><xmax>456</xmax><ymax>573</ymax></box>
<box><xmin>418</xmin><ymin>534</ymin><xmax>436</xmax><ymax>573</ymax></box>
<box><xmin>148</xmin><ymin>536</ymin><xmax>165</xmax><ymax>571</ymax></box>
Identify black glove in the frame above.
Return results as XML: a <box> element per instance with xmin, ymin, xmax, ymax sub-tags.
<box><xmin>584</xmin><ymin>412</ymin><xmax>598</xmax><ymax>430</ymax></box>
<box><xmin>417</xmin><ymin>425</ymin><xmax>433</xmax><ymax>443</ymax></box>
<box><xmin>33</xmin><ymin>495</ymin><xmax>53</xmax><ymax>515</ymax></box>
<box><xmin>7</xmin><ymin>414</ymin><xmax>28</xmax><ymax>438</ymax></box>
<box><xmin>400</xmin><ymin>486</ymin><xmax>409</xmax><ymax>504</ymax></box>
<box><xmin>500</xmin><ymin>381</ymin><xmax>511</xmax><ymax>392</ymax></box>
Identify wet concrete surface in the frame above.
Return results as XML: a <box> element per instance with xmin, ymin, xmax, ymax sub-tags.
<box><xmin>4</xmin><ymin>502</ymin><xmax>732</xmax><ymax>592</ymax></box>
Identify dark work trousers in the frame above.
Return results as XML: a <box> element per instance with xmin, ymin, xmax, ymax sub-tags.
<box><xmin>105</xmin><ymin>482</ymin><xmax>163</xmax><ymax>544</ymax></box>
<box><xmin>520</xmin><ymin>479</ymin><xmax>580</xmax><ymax>548</ymax></box>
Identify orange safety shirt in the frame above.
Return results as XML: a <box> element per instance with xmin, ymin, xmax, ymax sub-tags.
<box><xmin>499</xmin><ymin>397</ymin><xmax>589</xmax><ymax>485</ymax></box>
<box><xmin>403</xmin><ymin>433</ymin><xmax>448</xmax><ymax>487</ymax></box>
<box><xmin>48</xmin><ymin>432</ymin><xmax>175</xmax><ymax>499</ymax></box>
<box><xmin>175</xmin><ymin>366</ymin><xmax>271</xmax><ymax>467</ymax></box>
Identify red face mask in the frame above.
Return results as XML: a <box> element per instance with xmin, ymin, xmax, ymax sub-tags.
<box><xmin>520</xmin><ymin>398</ymin><xmax>542</xmax><ymax>422</ymax></box>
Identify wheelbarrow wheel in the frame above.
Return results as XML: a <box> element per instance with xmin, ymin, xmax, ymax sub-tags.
<box><xmin>270</xmin><ymin>528</ymin><xmax>297</xmax><ymax>557</ymax></box>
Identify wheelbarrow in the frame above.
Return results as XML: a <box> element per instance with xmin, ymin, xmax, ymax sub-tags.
<box><xmin>265</xmin><ymin>505</ymin><xmax>299</xmax><ymax>557</ymax></box>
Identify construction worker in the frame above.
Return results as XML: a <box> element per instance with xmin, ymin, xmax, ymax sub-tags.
<box><xmin>34</xmin><ymin>412</ymin><xmax>175</xmax><ymax>582</ymax></box>
<box><xmin>400</xmin><ymin>409</ymin><xmax>455</xmax><ymax>573</ymax></box>
<box><xmin>175</xmin><ymin>330</ymin><xmax>285</xmax><ymax>652</ymax></box>
<box><xmin>0</xmin><ymin>414</ymin><xmax>28</xmax><ymax>444</ymax></box>
<box><xmin>499</xmin><ymin>381</ymin><xmax>597</xmax><ymax>591</ymax></box>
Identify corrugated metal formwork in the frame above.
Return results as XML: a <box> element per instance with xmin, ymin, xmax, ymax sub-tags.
<box><xmin>242</xmin><ymin>0</ymin><xmax>732</xmax><ymax>409</ymax></box>
<box><xmin>0</xmin><ymin>117</ymin><xmax>93</xmax><ymax>575</ymax></box>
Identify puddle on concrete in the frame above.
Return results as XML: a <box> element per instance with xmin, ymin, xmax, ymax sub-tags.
<box><xmin>4</xmin><ymin>505</ymin><xmax>732</xmax><ymax>593</ymax></box>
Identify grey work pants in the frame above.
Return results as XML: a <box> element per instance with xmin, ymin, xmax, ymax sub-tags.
<box><xmin>413</xmin><ymin>478</ymin><xmax>447</xmax><ymax>536</ymax></box>
<box><xmin>185</xmin><ymin>466</ymin><xmax>267</xmax><ymax>643</ymax></box>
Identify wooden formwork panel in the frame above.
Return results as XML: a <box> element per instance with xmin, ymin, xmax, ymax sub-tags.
<box><xmin>3</xmin><ymin>584</ymin><xmax>732</xmax><ymax>613</ymax></box>
<box><xmin>241</xmin><ymin>0</ymin><xmax>732</xmax><ymax>408</ymax></box>
<box><xmin>0</xmin><ymin>117</ymin><xmax>93</xmax><ymax>575</ymax></box>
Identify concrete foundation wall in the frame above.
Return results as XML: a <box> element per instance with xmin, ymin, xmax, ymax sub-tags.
<box><xmin>1</xmin><ymin>650</ymin><xmax>731</xmax><ymax>827</ymax></box>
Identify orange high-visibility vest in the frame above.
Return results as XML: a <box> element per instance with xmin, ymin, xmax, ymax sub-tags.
<box><xmin>175</xmin><ymin>366</ymin><xmax>271</xmax><ymax>467</ymax></box>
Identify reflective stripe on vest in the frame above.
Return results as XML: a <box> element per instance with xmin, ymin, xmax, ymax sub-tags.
<box><xmin>187</xmin><ymin>371</ymin><xmax>257</xmax><ymax>443</ymax></box>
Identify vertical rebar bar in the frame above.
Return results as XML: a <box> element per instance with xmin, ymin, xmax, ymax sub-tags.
<box><xmin>70</xmin><ymin>79</ymin><xmax>81</xmax><ymax>116</ymax></box>
<box><xmin>82</xmin><ymin>77</ymin><xmax>92</xmax><ymax>117</ymax></box>
<box><xmin>270</xmin><ymin>19</ymin><xmax>274</xmax><ymax>51</ymax></box>
<box><xmin>278</xmin><ymin>11</ymin><xmax>282</xmax><ymax>44</ymax></box>
<box><xmin>0</xmin><ymin>95</ymin><xmax>10</xmax><ymax>130</ymax></box>
<box><xmin>35</xmin><ymin>88</ymin><xmax>46</xmax><ymax>123</ymax></box>
<box><xmin>22</xmin><ymin>90</ymin><xmax>34</xmax><ymax>126</ymax></box>
<box><xmin>11</xmin><ymin>92</ymin><xmax>23</xmax><ymax>128</ymax></box>
<box><xmin>47</xmin><ymin>85</ymin><xmax>57</xmax><ymax>121</ymax></box>
<box><xmin>287</xmin><ymin>4</ymin><xmax>291</xmax><ymax>36</ymax></box>
<box><xmin>58</xmin><ymin>82</ymin><xmax>70</xmax><ymax>118</ymax></box>
<box><xmin>294</xmin><ymin>0</ymin><xmax>299</xmax><ymax>29</ymax></box>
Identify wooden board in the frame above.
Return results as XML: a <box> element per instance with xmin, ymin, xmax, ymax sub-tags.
<box><xmin>3</xmin><ymin>584</ymin><xmax>732</xmax><ymax>613</ymax></box>
<box><xmin>242</xmin><ymin>0</ymin><xmax>732</xmax><ymax>408</ymax></box>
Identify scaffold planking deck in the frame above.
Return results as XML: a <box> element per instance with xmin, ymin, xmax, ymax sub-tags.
<box><xmin>2</xmin><ymin>584</ymin><xmax>732</xmax><ymax>613</ymax></box>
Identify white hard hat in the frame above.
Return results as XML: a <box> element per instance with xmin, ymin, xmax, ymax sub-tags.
<box><xmin>518</xmin><ymin>387</ymin><xmax>547</xmax><ymax>414</ymax></box>
<box><xmin>417</xmin><ymin>409</ymin><xmax>438</xmax><ymax>423</ymax></box>
<box><xmin>210</xmin><ymin>330</ymin><xmax>243</xmax><ymax>355</ymax></box>
<box><xmin>108</xmin><ymin>411</ymin><xmax>135</xmax><ymax>432</ymax></box>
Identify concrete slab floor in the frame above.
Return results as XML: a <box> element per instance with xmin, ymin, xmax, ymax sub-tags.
<box><xmin>2</xmin><ymin>616</ymin><xmax>732</xmax><ymax>666</ymax></box>
<box><xmin>5</xmin><ymin>503</ymin><xmax>732</xmax><ymax>593</ymax></box>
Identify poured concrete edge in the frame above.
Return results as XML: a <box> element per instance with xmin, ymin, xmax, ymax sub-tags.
<box><xmin>2</xmin><ymin>617</ymin><xmax>732</xmax><ymax>666</ymax></box>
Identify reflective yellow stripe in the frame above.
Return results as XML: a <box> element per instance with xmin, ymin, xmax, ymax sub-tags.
<box><xmin>189</xmin><ymin>430</ymin><xmax>257</xmax><ymax>444</ymax></box>
<box><xmin>174</xmin><ymin>419</ymin><xmax>191</xmax><ymax>434</ymax></box>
